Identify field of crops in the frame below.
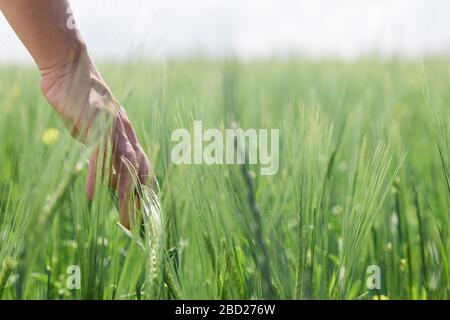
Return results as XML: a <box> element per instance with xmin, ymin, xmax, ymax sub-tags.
<box><xmin>1</xmin><ymin>58</ymin><xmax>450</xmax><ymax>300</ymax></box>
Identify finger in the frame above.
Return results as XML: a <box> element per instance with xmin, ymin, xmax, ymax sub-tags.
<box><xmin>108</xmin><ymin>128</ymin><xmax>119</xmax><ymax>192</ymax></box>
<box><xmin>115</xmin><ymin>118</ymin><xmax>139</xmax><ymax>228</ymax></box>
<box><xmin>136</xmin><ymin>149</ymin><xmax>150</xmax><ymax>185</ymax></box>
<box><xmin>118</xmin><ymin>108</ymin><xmax>153</xmax><ymax>187</ymax></box>
<box><xmin>86</xmin><ymin>147</ymin><xmax>99</xmax><ymax>201</ymax></box>
<box><xmin>118</xmin><ymin>107</ymin><xmax>139</xmax><ymax>148</ymax></box>
<box><xmin>117</xmin><ymin>153</ymin><xmax>138</xmax><ymax>229</ymax></box>
<box><xmin>109</xmin><ymin>116</ymin><xmax>128</xmax><ymax>192</ymax></box>
<box><xmin>118</xmin><ymin>171</ymin><xmax>132</xmax><ymax>229</ymax></box>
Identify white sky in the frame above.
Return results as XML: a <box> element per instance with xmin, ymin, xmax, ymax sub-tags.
<box><xmin>0</xmin><ymin>0</ymin><xmax>449</xmax><ymax>63</ymax></box>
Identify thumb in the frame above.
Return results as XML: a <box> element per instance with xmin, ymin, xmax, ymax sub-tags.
<box><xmin>86</xmin><ymin>147</ymin><xmax>99</xmax><ymax>201</ymax></box>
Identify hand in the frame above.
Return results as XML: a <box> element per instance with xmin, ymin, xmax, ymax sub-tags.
<box><xmin>40</xmin><ymin>51</ymin><xmax>154</xmax><ymax>229</ymax></box>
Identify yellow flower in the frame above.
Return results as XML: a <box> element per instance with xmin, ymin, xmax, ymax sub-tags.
<box><xmin>9</xmin><ymin>85</ymin><xmax>21</xmax><ymax>99</ymax></box>
<box><xmin>372</xmin><ymin>294</ymin><xmax>389</xmax><ymax>300</ymax></box>
<box><xmin>42</xmin><ymin>128</ymin><xmax>60</xmax><ymax>146</ymax></box>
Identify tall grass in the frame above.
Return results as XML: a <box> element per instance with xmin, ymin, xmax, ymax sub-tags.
<box><xmin>1</xmin><ymin>58</ymin><xmax>450</xmax><ymax>299</ymax></box>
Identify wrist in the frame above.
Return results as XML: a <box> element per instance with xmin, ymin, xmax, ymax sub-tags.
<box><xmin>38</xmin><ymin>38</ymin><xmax>89</xmax><ymax>78</ymax></box>
<box><xmin>39</xmin><ymin>43</ymin><xmax>95</xmax><ymax>99</ymax></box>
<box><xmin>39</xmin><ymin>47</ymin><xmax>118</xmax><ymax>143</ymax></box>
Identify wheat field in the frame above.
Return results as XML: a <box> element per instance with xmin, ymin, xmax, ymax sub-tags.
<box><xmin>1</xmin><ymin>58</ymin><xmax>450</xmax><ymax>299</ymax></box>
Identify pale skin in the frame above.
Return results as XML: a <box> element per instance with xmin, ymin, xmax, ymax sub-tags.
<box><xmin>0</xmin><ymin>0</ymin><xmax>154</xmax><ymax>229</ymax></box>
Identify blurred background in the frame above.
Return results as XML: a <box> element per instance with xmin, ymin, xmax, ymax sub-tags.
<box><xmin>3</xmin><ymin>0</ymin><xmax>450</xmax><ymax>301</ymax></box>
<box><xmin>1</xmin><ymin>0</ymin><xmax>449</xmax><ymax>63</ymax></box>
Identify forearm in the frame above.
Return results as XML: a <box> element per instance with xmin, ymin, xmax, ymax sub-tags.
<box><xmin>1</xmin><ymin>0</ymin><xmax>153</xmax><ymax>228</ymax></box>
<box><xmin>1</xmin><ymin>0</ymin><xmax>109</xmax><ymax>142</ymax></box>
<box><xmin>0</xmin><ymin>0</ymin><xmax>86</xmax><ymax>73</ymax></box>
